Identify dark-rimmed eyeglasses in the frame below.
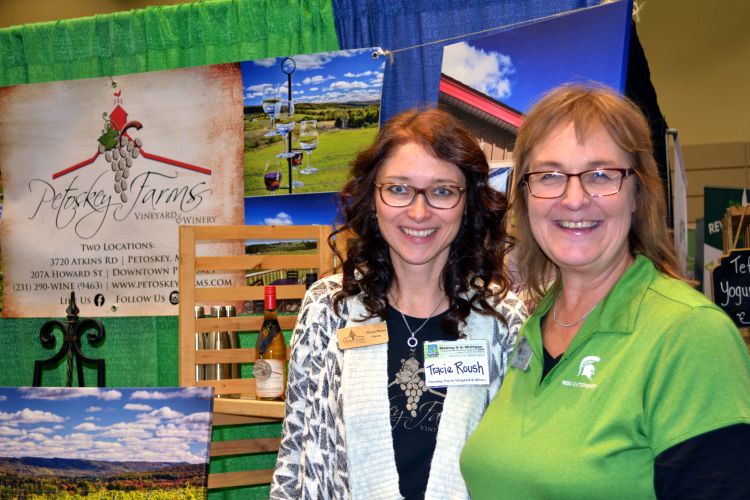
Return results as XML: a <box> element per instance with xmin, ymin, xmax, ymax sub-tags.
<box><xmin>375</xmin><ymin>182</ymin><xmax>466</xmax><ymax>209</ymax></box>
<box><xmin>522</xmin><ymin>168</ymin><xmax>634</xmax><ymax>199</ymax></box>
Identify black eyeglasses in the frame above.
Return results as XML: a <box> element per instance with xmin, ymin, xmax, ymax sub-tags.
<box><xmin>375</xmin><ymin>183</ymin><xmax>466</xmax><ymax>209</ymax></box>
<box><xmin>522</xmin><ymin>168</ymin><xmax>634</xmax><ymax>199</ymax></box>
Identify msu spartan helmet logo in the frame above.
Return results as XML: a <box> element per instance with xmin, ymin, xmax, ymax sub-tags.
<box><xmin>577</xmin><ymin>356</ymin><xmax>601</xmax><ymax>381</ymax></box>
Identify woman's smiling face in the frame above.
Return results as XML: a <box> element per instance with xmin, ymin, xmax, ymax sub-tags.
<box><xmin>526</xmin><ymin>121</ymin><xmax>636</xmax><ymax>279</ymax></box>
<box><xmin>374</xmin><ymin>142</ymin><xmax>466</xmax><ymax>275</ymax></box>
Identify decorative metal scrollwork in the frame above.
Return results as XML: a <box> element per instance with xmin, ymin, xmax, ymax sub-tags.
<box><xmin>33</xmin><ymin>292</ymin><xmax>106</xmax><ymax>387</ymax></box>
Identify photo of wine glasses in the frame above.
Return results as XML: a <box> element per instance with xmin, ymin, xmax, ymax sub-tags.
<box><xmin>298</xmin><ymin>120</ymin><xmax>319</xmax><ymax>175</ymax></box>
<box><xmin>263</xmin><ymin>159</ymin><xmax>283</xmax><ymax>192</ymax></box>
<box><xmin>261</xmin><ymin>86</ymin><xmax>280</xmax><ymax>137</ymax></box>
<box><xmin>240</xmin><ymin>50</ymin><xmax>383</xmax><ymax>198</ymax></box>
<box><xmin>290</xmin><ymin>151</ymin><xmax>304</xmax><ymax>189</ymax></box>
<box><xmin>274</xmin><ymin>100</ymin><xmax>296</xmax><ymax>159</ymax></box>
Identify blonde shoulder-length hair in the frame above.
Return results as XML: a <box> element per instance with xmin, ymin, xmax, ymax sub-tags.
<box><xmin>510</xmin><ymin>82</ymin><xmax>682</xmax><ymax>305</ymax></box>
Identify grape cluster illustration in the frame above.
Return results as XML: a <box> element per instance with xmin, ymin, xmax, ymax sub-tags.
<box><xmin>98</xmin><ymin>135</ymin><xmax>142</xmax><ymax>203</ymax></box>
<box><xmin>97</xmin><ymin>113</ymin><xmax>143</xmax><ymax>203</ymax></box>
<box><xmin>395</xmin><ymin>357</ymin><xmax>426</xmax><ymax>417</ymax></box>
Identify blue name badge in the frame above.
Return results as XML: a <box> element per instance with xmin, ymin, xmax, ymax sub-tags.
<box><xmin>423</xmin><ymin>340</ymin><xmax>490</xmax><ymax>387</ymax></box>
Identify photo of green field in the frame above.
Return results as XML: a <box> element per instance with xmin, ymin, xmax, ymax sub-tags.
<box><xmin>243</xmin><ymin>104</ymin><xmax>378</xmax><ymax>197</ymax></box>
<box><xmin>241</xmin><ymin>49</ymin><xmax>383</xmax><ymax>198</ymax></box>
<box><xmin>0</xmin><ymin>460</ymin><xmax>207</xmax><ymax>499</ymax></box>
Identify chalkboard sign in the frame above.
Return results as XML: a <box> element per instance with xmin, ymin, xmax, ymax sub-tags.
<box><xmin>712</xmin><ymin>248</ymin><xmax>750</xmax><ymax>328</ymax></box>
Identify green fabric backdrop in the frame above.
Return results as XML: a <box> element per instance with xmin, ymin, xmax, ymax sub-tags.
<box><xmin>0</xmin><ymin>1</ymin><xmax>339</xmax><ymax>497</ymax></box>
<box><xmin>0</xmin><ymin>0</ymin><xmax>339</xmax><ymax>87</ymax></box>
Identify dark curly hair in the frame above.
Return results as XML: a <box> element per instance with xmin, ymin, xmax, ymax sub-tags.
<box><xmin>330</xmin><ymin>107</ymin><xmax>512</xmax><ymax>335</ymax></box>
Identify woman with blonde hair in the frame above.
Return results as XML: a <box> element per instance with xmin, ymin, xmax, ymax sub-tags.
<box><xmin>461</xmin><ymin>83</ymin><xmax>750</xmax><ymax>499</ymax></box>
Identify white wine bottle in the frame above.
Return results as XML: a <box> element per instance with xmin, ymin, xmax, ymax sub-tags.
<box><xmin>253</xmin><ymin>286</ymin><xmax>287</xmax><ymax>400</ymax></box>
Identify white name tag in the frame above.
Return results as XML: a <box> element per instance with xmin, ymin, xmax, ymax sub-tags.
<box><xmin>423</xmin><ymin>340</ymin><xmax>490</xmax><ymax>387</ymax></box>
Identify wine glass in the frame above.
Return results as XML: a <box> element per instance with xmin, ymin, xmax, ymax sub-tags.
<box><xmin>291</xmin><ymin>151</ymin><xmax>304</xmax><ymax>189</ymax></box>
<box><xmin>274</xmin><ymin>100</ymin><xmax>296</xmax><ymax>159</ymax></box>
<box><xmin>261</xmin><ymin>86</ymin><xmax>280</xmax><ymax>137</ymax></box>
<box><xmin>263</xmin><ymin>159</ymin><xmax>283</xmax><ymax>193</ymax></box>
<box><xmin>298</xmin><ymin>120</ymin><xmax>319</xmax><ymax>175</ymax></box>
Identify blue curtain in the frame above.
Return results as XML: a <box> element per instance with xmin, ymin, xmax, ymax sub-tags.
<box><xmin>332</xmin><ymin>0</ymin><xmax>597</xmax><ymax>122</ymax></box>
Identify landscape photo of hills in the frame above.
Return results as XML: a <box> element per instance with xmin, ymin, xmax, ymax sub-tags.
<box><xmin>0</xmin><ymin>386</ymin><xmax>213</xmax><ymax>499</ymax></box>
<box><xmin>241</xmin><ymin>48</ymin><xmax>383</xmax><ymax>197</ymax></box>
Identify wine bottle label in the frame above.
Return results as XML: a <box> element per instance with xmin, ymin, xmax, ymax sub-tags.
<box><xmin>254</xmin><ymin>359</ymin><xmax>285</xmax><ymax>398</ymax></box>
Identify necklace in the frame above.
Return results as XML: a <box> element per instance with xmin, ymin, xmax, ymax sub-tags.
<box><xmin>552</xmin><ymin>294</ymin><xmax>597</xmax><ymax>328</ymax></box>
<box><xmin>396</xmin><ymin>298</ymin><xmax>444</xmax><ymax>349</ymax></box>
<box><xmin>391</xmin><ymin>298</ymin><xmax>446</xmax><ymax>420</ymax></box>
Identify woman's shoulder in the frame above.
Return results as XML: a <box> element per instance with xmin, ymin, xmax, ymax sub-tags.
<box><xmin>649</xmin><ymin>272</ymin><xmax>726</xmax><ymax>314</ymax></box>
<box><xmin>295</xmin><ymin>274</ymin><xmax>346</xmax><ymax>327</ymax></box>
<box><xmin>305</xmin><ymin>274</ymin><xmax>344</xmax><ymax>301</ymax></box>
<box><xmin>293</xmin><ymin>275</ymin><xmax>347</xmax><ymax>345</ymax></box>
<box><xmin>485</xmin><ymin>286</ymin><xmax>528</xmax><ymax>321</ymax></box>
<box><xmin>641</xmin><ymin>273</ymin><xmax>742</xmax><ymax>346</ymax></box>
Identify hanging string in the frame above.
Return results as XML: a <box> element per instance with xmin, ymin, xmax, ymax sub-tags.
<box><xmin>106</xmin><ymin>14</ymin><xmax>119</xmax><ymax>88</ymax></box>
<box><xmin>372</xmin><ymin>2</ymin><xmax>615</xmax><ymax>62</ymax></box>
<box><xmin>366</xmin><ymin>0</ymin><xmax>377</xmax><ymax>53</ymax></box>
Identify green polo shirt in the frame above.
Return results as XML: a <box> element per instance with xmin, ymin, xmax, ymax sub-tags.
<box><xmin>460</xmin><ymin>255</ymin><xmax>750</xmax><ymax>499</ymax></box>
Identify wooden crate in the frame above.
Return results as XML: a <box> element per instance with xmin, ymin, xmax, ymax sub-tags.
<box><xmin>178</xmin><ymin>224</ymin><xmax>342</xmax><ymax>490</ymax></box>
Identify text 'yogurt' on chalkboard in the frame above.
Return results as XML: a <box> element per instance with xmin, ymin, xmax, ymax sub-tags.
<box><xmin>712</xmin><ymin>249</ymin><xmax>750</xmax><ymax>328</ymax></box>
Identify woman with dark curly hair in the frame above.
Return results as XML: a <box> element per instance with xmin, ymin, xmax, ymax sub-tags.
<box><xmin>271</xmin><ymin>108</ymin><xmax>526</xmax><ymax>499</ymax></box>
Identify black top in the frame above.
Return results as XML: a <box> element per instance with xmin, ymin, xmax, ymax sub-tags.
<box><xmin>542</xmin><ymin>346</ymin><xmax>750</xmax><ymax>497</ymax></box>
<box><xmin>386</xmin><ymin>305</ymin><xmax>454</xmax><ymax>500</ymax></box>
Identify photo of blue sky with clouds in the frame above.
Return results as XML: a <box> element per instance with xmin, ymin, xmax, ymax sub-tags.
<box><xmin>0</xmin><ymin>387</ymin><xmax>212</xmax><ymax>463</ymax></box>
<box><xmin>441</xmin><ymin>0</ymin><xmax>631</xmax><ymax>114</ymax></box>
<box><xmin>241</xmin><ymin>49</ymin><xmax>384</xmax><ymax>105</ymax></box>
<box><xmin>244</xmin><ymin>192</ymin><xmax>339</xmax><ymax>226</ymax></box>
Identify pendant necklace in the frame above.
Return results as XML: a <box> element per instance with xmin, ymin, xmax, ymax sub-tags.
<box><xmin>393</xmin><ymin>297</ymin><xmax>445</xmax><ymax>418</ymax></box>
<box><xmin>397</xmin><ymin>297</ymin><xmax>444</xmax><ymax>351</ymax></box>
<box><xmin>552</xmin><ymin>293</ymin><xmax>597</xmax><ymax>328</ymax></box>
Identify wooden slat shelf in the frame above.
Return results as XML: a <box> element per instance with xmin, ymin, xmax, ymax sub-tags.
<box><xmin>212</xmin><ymin>413</ymin><xmax>280</xmax><ymax>426</ymax></box>
<box><xmin>213</xmin><ymin>398</ymin><xmax>286</xmax><ymax>419</ymax></box>
<box><xmin>207</xmin><ymin>469</ymin><xmax>275</xmax><ymax>489</ymax></box>
<box><xmin>196</xmin><ymin>348</ymin><xmax>291</xmax><ymax>364</ymax></box>
<box><xmin>194</xmin><ymin>315</ymin><xmax>297</xmax><ymax>331</ymax></box>
<box><xmin>178</xmin><ymin>224</ymin><xmax>347</xmax><ymax>491</ymax></box>
<box><xmin>196</xmin><ymin>348</ymin><xmax>255</xmax><ymax>364</ymax></box>
<box><xmin>196</xmin><ymin>378</ymin><xmax>255</xmax><ymax>394</ymax></box>
<box><xmin>179</xmin><ymin>224</ymin><xmax>335</xmax><ymax>399</ymax></box>
<box><xmin>210</xmin><ymin>437</ymin><xmax>282</xmax><ymax>457</ymax></box>
<box><xmin>196</xmin><ymin>254</ymin><xmax>322</xmax><ymax>270</ymax></box>
<box><xmin>193</xmin><ymin>224</ymin><xmax>329</xmax><ymax>239</ymax></box>
<box><xmin>194</xmin><ymin>285</ymin><xmax>306</xmax><ymax>302</ymax></box>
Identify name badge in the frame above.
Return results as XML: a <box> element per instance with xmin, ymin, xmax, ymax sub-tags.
<box><xmin>337</xmin><ymin>322</ymin><xmax>388</xmax><ymax>349</ymax></box>
<box><xmin>423</xmin><ymin>340</ymin><xmax>490</xmax><ymax>387</ymax></box>
<box><xmin>510</xmin><ymin>336</ymin><xmax>532</xmax><ymax>371</ymax></box>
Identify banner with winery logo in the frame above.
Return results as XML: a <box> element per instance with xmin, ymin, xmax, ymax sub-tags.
<box><xmin>0</xmin><ymin>48</ymin><xmax>383</xmax><ymax>317</ymax></box>
<box><xmin>0</xmin><ymin>65</ymin><xmax>244</xmax><ymax>317</ymax></box>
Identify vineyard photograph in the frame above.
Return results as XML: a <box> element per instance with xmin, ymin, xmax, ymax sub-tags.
<box><xmin>243</xmin><ymin>103</ymin><xmax>378</xmax><ymax>197</ymax></box>
<box><xmin>0</xmin><ymin>387</ymin><xmax>213</xmax><ymax>499</ymax></box>
<box><xmin>240</xmin><ymin>48</ymin><xmax>383</xmax><ymax>197</ymax></box>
